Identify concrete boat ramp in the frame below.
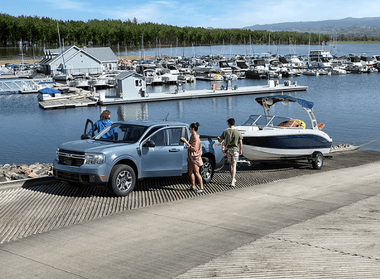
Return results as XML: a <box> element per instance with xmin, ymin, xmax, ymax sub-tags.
<box><xmin>99</xmin><ymin>83</ymin><xmax>307</xmax><ymax>106</ymax></box>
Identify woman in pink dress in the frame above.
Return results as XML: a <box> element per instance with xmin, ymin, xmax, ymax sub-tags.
<box><xmin>181</xmin><ymin>122</ymin><xmax>204</xmax><ymax>193</ymax></box>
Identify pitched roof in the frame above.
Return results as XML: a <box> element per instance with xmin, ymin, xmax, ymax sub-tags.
<box><xmin>86</xmin><ymin>47</ymin><xmax>118</xmax><ymax>62</ymax></box>
<box><xmin>115</xmin><ymin>71</ymin><xmax>143</xmax><ymax>80</ymax></box>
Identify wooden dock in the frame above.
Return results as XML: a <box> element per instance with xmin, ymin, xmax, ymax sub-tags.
<box><xmin>99</xmin><ymin>83</ymin><xmax>308</xmax><ymax>106</ymax></box>
<box><xmin>38</xmin><ymin>88</ymin><xmax>98</xmax><ymax>109</ymax></box>
<box><xmin>39</xmin><ymin>97</ymin><xmax>98</xmax><ymax>109</ymax></box>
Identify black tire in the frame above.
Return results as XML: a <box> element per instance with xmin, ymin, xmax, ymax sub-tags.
<box><xmin>312</xmin><ymin>152</ymin><xmax>323</xmax><ymax>170</ymax></box>
<box><xmin>200</xmin><ymin>157</ymin><xmax>214</xmax><ymax>183</ymax></box>
<box><xmin>109</xmin><ymin>164</ymin><xmax>136</xmax><ymax>196</ymax></box>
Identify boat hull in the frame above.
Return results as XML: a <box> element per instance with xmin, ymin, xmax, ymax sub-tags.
<box><xmin>241</xmin><ymin>131</ymin><xmax>332</xmax><ymax>161</ymax></box>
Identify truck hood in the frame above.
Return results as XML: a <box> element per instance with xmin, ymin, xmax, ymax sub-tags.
<box><xmin>58</xmin><ymin>139</ymin><xmax>132</xmax><ymax>153</ymax></box>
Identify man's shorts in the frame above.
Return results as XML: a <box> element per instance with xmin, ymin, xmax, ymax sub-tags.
<box><xmin>226</xmin><ymin>150</ymin><xmax>239</xmax><ymax>164</ymax></box>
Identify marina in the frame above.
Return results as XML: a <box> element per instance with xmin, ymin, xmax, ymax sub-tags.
<box><xmin>1</xmin><ymin>43</ymin><xmax>380</xmax><ymax>165</ymax></box>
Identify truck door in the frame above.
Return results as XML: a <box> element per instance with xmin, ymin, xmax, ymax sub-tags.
<box><xmin>81</xmin><ymin>119</ymin><xmax>94</xmax><ymax>139</ymax></box>
<box><xmin>140</xmin><ymin>127</ymin><xmax>187</xmax><ymax>177</ymax></box>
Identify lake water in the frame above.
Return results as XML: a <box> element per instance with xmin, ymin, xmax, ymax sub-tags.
<box><xmin>1</xmin><ymin>43</ymin><xmax>380</xmax><ymax>165</ymax></box>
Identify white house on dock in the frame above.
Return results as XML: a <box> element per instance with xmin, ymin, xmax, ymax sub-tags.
<box><xmin>40</xmin><ymin>45</ymin><xmax>118</xmax><ymax>77</ymax></box>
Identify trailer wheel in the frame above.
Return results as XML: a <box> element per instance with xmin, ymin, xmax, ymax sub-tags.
<box><xmin>312</xmin><ymin>152</ymin><xmax>323</xmax><ymax>170</ymax></box>
<box><xmin>109</xmin><ymin>164</ymin><xmax>136</xmax><ymax>196</ymax></box>
<box><xmin>200</xmin><ymin>157</ymin><xmax>214</xmax><ymax>183</ymax></box>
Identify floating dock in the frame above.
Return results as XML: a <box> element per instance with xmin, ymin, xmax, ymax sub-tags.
<box><xmin>38</xmin><ymin>87</ymin><xmax>98</xmax><ymax>109</ymax></box>
<box><xmin>38</xmin><ymin>81</ymin><xmax>307</xmax><ymax>109</ymax></box>
<box><xmin>99</xmin><ymin>82</ymin><xmax>308</xmax><ymax>106</ymax></box>
<box><xmin>38</xmin><ymin>96</ymin><xmax>98</xmax><ymax>109</ymax></box>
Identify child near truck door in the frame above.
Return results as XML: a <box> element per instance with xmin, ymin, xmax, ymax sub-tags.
<box><xmin>181</xmin><ymin>122</ymin><xmax>204</xmax><ymax>193</ymax></box>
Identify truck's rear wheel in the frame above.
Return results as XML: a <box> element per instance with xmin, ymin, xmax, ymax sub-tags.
<box><xmin>109</xmin><ymin>164</ymin><xmax>136</xmax><ymax>196</ymax></box>
<box><xmin>200</xmin><ymin>157</ymin><xmax>214</xmax><ymax>183</ymax></box>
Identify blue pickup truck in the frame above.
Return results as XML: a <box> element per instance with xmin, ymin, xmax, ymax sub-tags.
<box><xmin>53</xmin><ymin>119</ymin><xmax>225</xmax><ymax>196</ymax></box>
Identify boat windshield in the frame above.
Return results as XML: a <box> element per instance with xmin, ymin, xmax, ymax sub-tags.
<box><xmin>242</xmin><ymin>115</ymin><xmax>295</xmax><ymax>127</ymax></box>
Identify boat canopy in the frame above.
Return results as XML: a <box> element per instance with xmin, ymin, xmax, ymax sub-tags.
<box><xmin>38</xmin><ymin>87</ymin><xmax>61</xmax><ymax>94</ymax></box>
<box><xmin>255</xmin><ymin>95</ymin><xmax>314</xmax><ymax>110</ymax></box>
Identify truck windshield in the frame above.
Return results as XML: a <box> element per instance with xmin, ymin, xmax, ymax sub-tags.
<box><xmin>94</xmin><ymin>123</ymin><xmax>148</xmax><ymax>143</ymax></box>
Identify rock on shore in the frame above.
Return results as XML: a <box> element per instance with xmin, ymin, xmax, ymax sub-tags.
<box><xmin>0</xmin><ymin>163</ymin><xmax>53</xmax><ymax>182</ymax></box>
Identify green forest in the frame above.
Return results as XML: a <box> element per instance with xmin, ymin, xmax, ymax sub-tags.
<box><xmin>0</xmin><ymin>13</ymin><xmax>330</xmax><ymax>48</ymax></box>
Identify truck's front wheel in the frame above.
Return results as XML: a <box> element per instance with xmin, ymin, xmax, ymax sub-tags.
<box><xmin>109</xmin><ymin>164</ymin><xmax>136</xmax><ymax>196</ymax></box>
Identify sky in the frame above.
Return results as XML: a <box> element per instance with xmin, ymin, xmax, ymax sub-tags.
<box><xmin>1</xmin><ymin>0</ymin><xmax>379</xmax><ymax>29</ymax></box>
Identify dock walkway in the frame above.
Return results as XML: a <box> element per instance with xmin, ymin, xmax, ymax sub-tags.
<box><xmin>37</xmin><ymin>83</ymin><xmax>307</xmax><ymax>109</ymax></box>
<box><xmin>99</xmin><ymin>83</ymin><xmax>308</xmax><ymax>106</ymax></box>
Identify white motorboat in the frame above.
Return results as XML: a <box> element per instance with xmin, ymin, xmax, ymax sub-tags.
<box><xmin>193</xmin><ymin>65</ymin><xmax>224</xmax><ymax>81</ymax></box>
<box><xmin>236</xmin><ymin>95</ymin><xmax>333</xmax><ymax>169</ymax></box>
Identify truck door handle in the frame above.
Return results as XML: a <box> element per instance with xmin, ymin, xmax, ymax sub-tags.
<box><xmin>169</xmin><ymin>148</ymin><xmax>180</xmax><ymax>152</ymax></box>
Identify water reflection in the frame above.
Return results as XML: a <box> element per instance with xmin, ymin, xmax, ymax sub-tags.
<box><xmin>117</xmin><ymin>103</ymin><xmax>148</xmax><ymax>121</ymax></box>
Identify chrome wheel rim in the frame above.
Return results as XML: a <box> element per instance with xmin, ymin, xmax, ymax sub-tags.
<box><xmin>116</xmin><ymin>170</ymin><xmax>133</xmax><ymax>192</ymax></box>
<box><xmin>201</xmin><ymin>161</ymin><xmax>212</xmax><ymax>180</ymax></box>
<box><xmin>316</xmin><ymin>155</ymin><xmax>323</xmax><ymax>168</ymax></box>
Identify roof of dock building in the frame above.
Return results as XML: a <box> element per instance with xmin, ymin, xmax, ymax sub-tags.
<box><xmin>115</xmin><ymin>71</ymin><xmax>143</xmax><ymax>80</ymax></box>
<box><xmin>85</xmin><ymin>47</ymin><xmax>118</xmax><ymax>63</ymax></box>
<box><xmin>41</xmin><ymin>46</ymin><xmax>117</xmax><ymax>65</ymax></box>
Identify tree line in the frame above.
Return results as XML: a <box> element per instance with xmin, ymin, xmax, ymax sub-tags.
<box><xmin>0</xmin><ymin>13</ymin><xmax>330</xmax><ymax>48</ymax></box>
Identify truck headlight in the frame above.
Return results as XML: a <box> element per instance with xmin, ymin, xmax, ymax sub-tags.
<box><xmin>85</xmin><ymin>153</ymin><xmax>105</xmax><ymax>164</ymax></box>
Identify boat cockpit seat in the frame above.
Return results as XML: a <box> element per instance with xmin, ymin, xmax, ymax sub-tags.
<box><xmin>278</xmin><ymin>119</ymin><xmax>305</xmax><ymax>129</ymax></box>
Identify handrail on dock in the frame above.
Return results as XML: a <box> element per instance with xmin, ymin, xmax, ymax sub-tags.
<box><xmin>0</xmin><ymin>78</ymin><xmax>54</xmax><ymax>93</ymax></box>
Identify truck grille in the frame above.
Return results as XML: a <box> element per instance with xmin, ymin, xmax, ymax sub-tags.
<box><xmin>57</xmin><ymin>149</ymin><xmax>86</xmax><ymax>166</ymax></box>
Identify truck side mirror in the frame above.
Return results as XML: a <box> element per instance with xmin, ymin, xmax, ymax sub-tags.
<box><xmin>144</xmin><ymin>139</ymin><xmax>155</xmax><ymax>147</ymax></box>
<box><xmin>81</xmin><ymin>134</ymin><xmax>91</xmax><ymax>140</ymax></box>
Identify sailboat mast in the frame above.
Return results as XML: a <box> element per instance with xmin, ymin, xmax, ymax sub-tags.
<box><xmin>57</xmin><ymin>22</ymin><xmax>66</xmax><ymax>73</ymax></box>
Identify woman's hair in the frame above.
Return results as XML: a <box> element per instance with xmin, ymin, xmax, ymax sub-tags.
<box><xmin>100</xmin><ymin>110</ymin><xmax>111</xmax><ymax>119</ymax></box>
<box><xmin>190</xmin><ymin>122</ymin><xmax>200</xmax><ymax>131</ymax></box>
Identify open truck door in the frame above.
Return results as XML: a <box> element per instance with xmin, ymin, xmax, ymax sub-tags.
<box><xmin>81</xmin><ymin>119</ymin><xmax>94</xmax><ymax>140</ymax></box>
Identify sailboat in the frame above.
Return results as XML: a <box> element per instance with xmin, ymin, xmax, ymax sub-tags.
<box><xmin>53</xmin><ymin>23</ymin><xmax>71</xmax><ymax>81</ymax></box>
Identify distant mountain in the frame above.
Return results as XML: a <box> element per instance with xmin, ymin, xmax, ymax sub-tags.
<box><xmin>244</xmin><ymin>17</ymin><xmax>380</xmax><ymax>38</ymax></box>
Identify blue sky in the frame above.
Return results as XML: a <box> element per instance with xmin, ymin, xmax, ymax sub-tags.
<box><xmin>2</xmin><ymin>0</ymin><xmax>378</xmax><ymax>28</ymax></box>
